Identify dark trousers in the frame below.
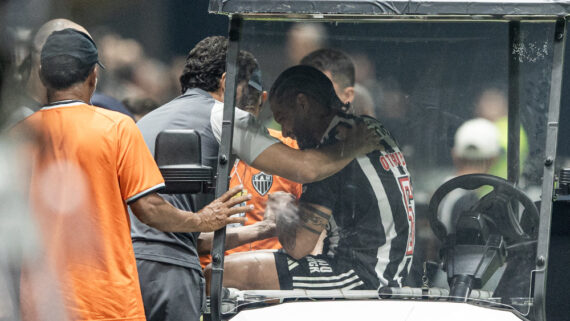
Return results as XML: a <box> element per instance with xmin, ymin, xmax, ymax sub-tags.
<box><xmin>137</xmin><ymin>259</ymin><xmax>205</xmax><ymax>321</ymax></box>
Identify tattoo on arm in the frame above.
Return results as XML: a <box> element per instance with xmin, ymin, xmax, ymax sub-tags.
<box><xmin>300</xmin><ymin>224</ymin><xmax>321</xmax><ymax>234</ymax></box>
<box><xmin>299</xmin><ymin>203</ymin><xmax>331</xmax><ymax>235</ymax></box>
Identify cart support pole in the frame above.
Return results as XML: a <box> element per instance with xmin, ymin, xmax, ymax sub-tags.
<box><xmin>532</xmin><ymin>17</ymin><xmax>567</xmax><ymax>321</ymax></box>
<box><xmin>508</xmin><ymin>20</ymin><xmax>521</xmax><ymax>186</ymax></box>
<box><xmin>210</xmin><ymin>15</ymin><xmax>242</xmax><ymax>321</ymax></box>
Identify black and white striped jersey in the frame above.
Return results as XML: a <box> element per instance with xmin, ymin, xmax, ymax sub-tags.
<box><xmin>299</xmin><ymin>113</ymin><xmax>416</xmax><ymax>289</ymax></box>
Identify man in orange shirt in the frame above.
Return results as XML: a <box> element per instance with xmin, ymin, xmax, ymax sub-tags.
<box><xmin>14</xmin><ymin>28</ymin><xmax>250</xmax><ymax>321</ymax></box>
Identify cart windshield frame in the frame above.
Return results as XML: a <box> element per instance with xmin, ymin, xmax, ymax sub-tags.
<box><xmin>206</xmin><ymin>3</ymin><xmax>569</xmax><ymax>321</ymax></box>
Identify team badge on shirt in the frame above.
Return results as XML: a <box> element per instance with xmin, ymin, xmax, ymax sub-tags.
<box><xmin>252</xmin><ymin>172</ymin><xmax>273</xmax><ymax>196</ymax></box>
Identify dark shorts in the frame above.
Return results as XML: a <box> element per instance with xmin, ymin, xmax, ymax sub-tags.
<box><xmin>274</xmin><ymin>251</ymin><xmax>367</xmax><ymax>290</ymax></box>
<box><xmin>136</xmin><ymin>259</ymin><xmax>206</xmax><ymax>321</ymax></box>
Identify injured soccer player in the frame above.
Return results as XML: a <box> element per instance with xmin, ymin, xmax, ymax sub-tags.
<box><xmin>205</xmin><ymin>65</ymin><xmax>416</xmax><ymax>292</ymax></box>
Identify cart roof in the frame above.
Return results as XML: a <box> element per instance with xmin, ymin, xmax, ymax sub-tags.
<box><xmin>209</xmin><ymin>0</ymin><xmax>570</xmax><ymax>17</ymax></box>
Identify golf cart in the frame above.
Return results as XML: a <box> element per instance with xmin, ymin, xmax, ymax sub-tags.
<box><xmin>158</xmin><ymin>1</ymin><xmax>570</xmax><ymax>320</ymax></box>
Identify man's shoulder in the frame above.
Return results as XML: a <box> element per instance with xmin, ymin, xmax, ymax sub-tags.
<box><xmin>165</xmin><ymin>88</ymin><xmax>215</xmax><ymax>110</ymax></box>
<box><xmin>138</xmin><ymin>90</ymin><xmax>216</xmax><ymax>126</ymax></box>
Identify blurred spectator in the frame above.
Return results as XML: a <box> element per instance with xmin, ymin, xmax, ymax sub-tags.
<box><xmin>438</xmin><ymin>118</ymin><xmax>501</xmax><ymax>233</ymax></box>
<box><xmin>0</xmin><ymin>26</ymin><xmax>31</xmax><ymax>128</ymax></box>
<box><xmin>0</xmin><ymin>22</ymin><xmax>69</xmax><ymax>321</ymax></box>
<box><xmin>91</xmin><ymin>91</ymin><xmax>134</xmax><ymax>118</ymax></box>
<box><xmin>474</xmin><ymin>86</ymin><xmax>529</xmax><ymax>180</ymax></box>
<box><xmin>131</xmin><ymin>58</ymin><xmax>173</xmax><ymax>103</ymax></box>
<box><xmin>122</xmin><ymin>97</ymin><xmax>159</xmax><ymax>122</ymax></box>
<box><xmin>421</xmin><ymin>117</ymin><xmax>502</xmax><ymax>289</ymax></box>
<box><xmin>301</xmin><ymin>48</ymin><xmax>375</xmax><ymax>117</ymax></box>
<box><xmin>96</xmin><ymin>31</ymin><xmax>179</xmax><ymax>105</ymax></box>
<box><xmin>352</xmin><ymin>53</ymin><xmax>411</xmax><ymax>149</ymax></box>
<box><xmin>352</xmin><ymin>83</ymin><xmax>375</xmax><ymax>117</ymax></box>
<box><xmin>286</xmin><ymin>23</ymin><xmax>327</xmax><ymax>66</ymax></box>
<box><xmin>3</xmin><ymin>19</ymin><xmax>89</xmax><ymax>128</ymax></box>
<box><xmin>2</xmin><ymin>19</ymin><xmax>135</xmax><ymax>125</ymax></box>
<box><xmin>168</xmin><ymin>55</ymin><xmax>186</xmax><ymax>94</ymax></box>
<box><xmin>301</xmin><ymin>48</ymin><xmax>355</xmax><ymax>105</ymax></box>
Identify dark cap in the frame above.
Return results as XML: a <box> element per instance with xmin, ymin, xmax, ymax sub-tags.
<box><xmin>41</xmin><ymin>28</ymin><xmax>105</xmax><ymax>70</ymax></box>
<box><xmin>248</xmin><ymin>68</ymin><xmax>262</xmax><ymax>91</ymax></box>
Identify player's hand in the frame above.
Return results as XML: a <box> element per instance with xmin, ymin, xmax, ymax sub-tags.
<box><xmin>196</xmin><ymin>185</ymin><xmax>253</xmax><ymax>231</ymax></box>
<box><xmin>337</xmin><ymin>119</ymin><xmax>383</xmax><ymax>156</ymax></box>
<box><xmin>270</xmin><ymin>192</ymin><xmax>300</xmax><ymax>245</ymax></box>
<box><xmin>263</xmin><ymin>192</ymin><xmax>295</xmax><ymax>224</ymax></box>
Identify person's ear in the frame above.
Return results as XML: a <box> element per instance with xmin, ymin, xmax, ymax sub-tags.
<box><xmin>342</xmin><ymin>86</ymin><xmax>355</xmax><ymax>104</ymax></box>
<box><xmin>94</xmin><ymin>66</ymin><xmax>99</xmax><ymax>88</ymax></box>
<box><xmin>88</xmin><ymin>66</ymin><xmax>98</xmax><ymax>89</ymax></box>
<box><xmin>219</xmin><ymin>72</ymin><xmax>227</xmax><ymax>93</ymax></box>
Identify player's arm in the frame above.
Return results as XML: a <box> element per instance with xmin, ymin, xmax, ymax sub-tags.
<box><xmin>278</xmin><ymin>202</ymin><xmax>331</xmax><ymax>260</ymax></box>
<box><xmin>251</xmin><ymin>121</ymin><xmax>379</xmax><ymax>184</ymax></box>
<box><xmin>197</xmin><ymin>217</ymin><xmax>276</xmax><ymax>254</ymax></box>
<box><xmin>212</xmin><ymin>106</ymin><xmax>380</xmax><ymax>184</ymax></box>
<box><xmin>130</xmin><ymin>186</ymin><xmax>252</xmax><ymax>233</ymax></box>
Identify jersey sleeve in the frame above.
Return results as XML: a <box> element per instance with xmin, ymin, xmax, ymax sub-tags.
<box><xmin>116</xmin><ymin>117</ymin><xmax>165</xmax><ymax>203</ymax></box>
<box><xmin>211</xmin><ymin>101</ymin><xmax>279</xmax><ymax>164</ymax></box>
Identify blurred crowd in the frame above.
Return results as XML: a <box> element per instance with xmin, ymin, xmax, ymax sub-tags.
<box><xmin>0</xmin><ymin>25</ymin><xmax>187</xmax><ymax>126</ymax></box>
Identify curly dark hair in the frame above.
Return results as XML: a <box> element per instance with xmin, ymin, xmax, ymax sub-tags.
<box><xmin>179</xmin><ymin>36</ymin><xmax>228</xmax><ymax>93</ymax></box>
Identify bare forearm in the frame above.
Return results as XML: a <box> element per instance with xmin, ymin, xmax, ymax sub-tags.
<box><xmin>130</xmin><ymin>188</ymin><xmax>250</xmax><ymax>233</ymax></box>
<box><xmin>296</xmin><ymin>144</ymin><xmax>355</xmax><ymax>182</ymax></box>
<box><xmin>197</xmin><ymin>222</ymin><xmax>276</xmax><ymax>254</ymax></box>
<box><xmin>251</xmin><ymin>120</ymin><xmax>381</xmax><ymax>184</ymax></box>
<box><xmin>252</xmin><ymin>143</ymin><xmax>356</xmax><ymax>184</ymax></box>
<box><xmin>130</xmin><ymin>193</ymin><xmax>200</xmax><ymax>232</ymax></box>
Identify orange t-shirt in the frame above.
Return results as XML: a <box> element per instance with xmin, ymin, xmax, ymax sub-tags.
<box><xmin>200</xmin><ymin>128</ymin><xmax>302</xmax><ymax>268</ymax></box>
<box><xmin>16</xmin><ymin>101</ymin><xmax>164</xmax><ymax>321</ymax></box>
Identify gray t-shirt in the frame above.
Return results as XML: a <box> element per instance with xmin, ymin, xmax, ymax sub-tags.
<box><xmin>131</xmin><ymin>88</ymin><xmax>278</xmax><ymax>271</ymax></box>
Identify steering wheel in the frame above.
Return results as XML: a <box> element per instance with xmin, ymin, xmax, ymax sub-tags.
<box><xmin>428</xmin><ymin>173</ymin><xmax>539</xmax><ymax>244</ymax></box>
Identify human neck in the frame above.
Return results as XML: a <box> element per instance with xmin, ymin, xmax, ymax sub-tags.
<box><xmin>209</xmin><ymin>87</ymin><xmax>224</xmax><ymax>102</ymax></box>
<box><xmin>47</xmin><ymin>85</ymin><xmax>91</xmax><ymax>104</ymax></box>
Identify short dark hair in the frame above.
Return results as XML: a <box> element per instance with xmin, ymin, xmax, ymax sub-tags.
<box><xmin>40</xmin><ymin>55</ymin><xmax>94</xmax><ymax>90</ymax></box>
<box><xmin>269</xmin><ymin>65</ymin><xmax>344</xmax><ymax>111</ymax></box>
<box><xmin>237</xmin><ymin>50</ymin><xmax>258</xmax><ymax>85</ymax></box>
<box><xmin>179</xmin><ymin>36</ymin><xmax>228</xmax><ymax>93</ymax></box>
<box><xmin>300</xmin><ymin>48</ymin><xmax>355</xmax><ymax>89</ymax></box>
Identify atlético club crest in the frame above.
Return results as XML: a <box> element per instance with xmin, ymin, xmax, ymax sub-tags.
<box><xmin>252</xmin><ymin>172</ymin><xmax>273</xmax><ymax>196</ymax></box>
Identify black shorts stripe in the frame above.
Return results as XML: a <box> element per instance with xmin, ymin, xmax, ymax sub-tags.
<box><xmin>275</xmin><ymin>252</ymin><xmax>366</xmax><ymax>291</ymax></box>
